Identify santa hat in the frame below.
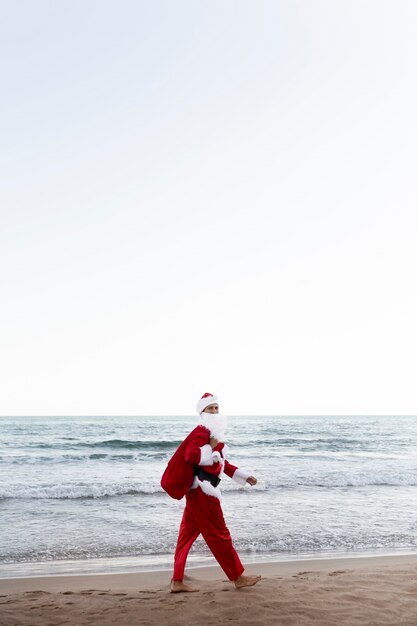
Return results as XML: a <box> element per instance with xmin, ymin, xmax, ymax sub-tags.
<box><xmin>196</xmin><ymin>392</ymin><xmax>218</xmax><ymax>415</ymax></box>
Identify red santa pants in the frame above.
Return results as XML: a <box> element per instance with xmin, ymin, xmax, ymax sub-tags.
<box><xmin>172</xmin><ymin>486</ymin><xmax>244</xmax><ymax>581</ymax></box>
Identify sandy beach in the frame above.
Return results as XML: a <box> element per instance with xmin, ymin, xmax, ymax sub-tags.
<box><xmin>1</xmin><ymin>554</ymin><xmax>417</xmax><ymax>625</ymax></box>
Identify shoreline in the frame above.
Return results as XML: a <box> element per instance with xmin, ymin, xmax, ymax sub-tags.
<box><xmin>2</xmin><ymin>547</ymin><xmax>417</xmax><ymax>581</ymax></box>
<box><xmin>2</xmin><ymin>552</ymin><xmax>417</xmax><ymax>589</ymax></box>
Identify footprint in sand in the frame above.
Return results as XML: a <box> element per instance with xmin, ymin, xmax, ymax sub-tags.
<box><xmin>292</xmin><ymin>571</ymin><xmax>313</xmax><ymax>579</ymax></box>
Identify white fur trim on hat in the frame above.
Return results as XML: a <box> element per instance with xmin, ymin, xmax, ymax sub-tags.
<box><xmin>196</xmin><ymin>393</ymin><xmax>218</xmax><ymax>414</ymax></box>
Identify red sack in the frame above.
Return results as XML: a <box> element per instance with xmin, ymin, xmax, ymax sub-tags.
<box><xmin>160</xmin><ymin>426</ymin><xmax>209</xmax><ymax>500</ymax></box>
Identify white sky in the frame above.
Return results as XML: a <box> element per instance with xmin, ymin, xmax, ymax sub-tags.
<box><xmin>1</xmin><ymin>0</ymin><xmax>416</xmax><ymax>416</ymax></box>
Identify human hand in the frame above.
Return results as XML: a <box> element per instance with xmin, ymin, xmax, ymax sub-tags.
<box><xmin>210</xmin><ymin>437</ymin><xmax>219</xmax><ymax>449</ymax></box>
<box><xmin>246</xmin><ymin>476</ymin><xmax>257</xmax><ymax>486</ymax></box>
<box><xmin>212</xmin><ymin>451</ymin><xmax>221</xmax><ymax>464</ymax></box>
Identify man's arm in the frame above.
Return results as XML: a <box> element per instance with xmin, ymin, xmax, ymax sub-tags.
<box><xmin>223</xmin><ymin>459</ymin><xmax>257</xmax><ymax>485</ymax></box>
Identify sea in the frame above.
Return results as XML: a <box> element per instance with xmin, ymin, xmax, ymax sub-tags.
<box><xmin>1</xmin><ymin>415</ymin><xmax>417</xmax><ymax>579</ymax></box>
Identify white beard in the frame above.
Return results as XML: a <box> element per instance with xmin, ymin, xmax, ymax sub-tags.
<box><xmin>198</xmin><ymin>412</ymin><xmax>228</xmax><ymax>442</ymax></box>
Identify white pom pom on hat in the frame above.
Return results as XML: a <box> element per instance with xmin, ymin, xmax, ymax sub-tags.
<box><xmin>196</xmin><ymin>392</ymin><xmax>218</xmax><ymax>415</ymax></box>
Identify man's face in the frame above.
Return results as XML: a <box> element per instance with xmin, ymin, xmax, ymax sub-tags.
<box><xmin>204</xmin><ymin>404</ymin><xmax>219</xmax><ymax>414</ymax></box>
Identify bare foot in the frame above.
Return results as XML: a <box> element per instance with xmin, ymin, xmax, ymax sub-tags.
<box><xmin>170</xmin><ymin>580</ymin><xmax>200</xmax><ymax>593</ymax></box>
<box><xmin>234</xmin><ymin>574</ymin><xmax>261</xmax><ymax>589</ymax></box>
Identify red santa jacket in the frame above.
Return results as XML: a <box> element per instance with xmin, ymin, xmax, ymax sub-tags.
<box><xmin>160</xmin><ymin>425</ymin><xmax>239</xmax><ymax>500</ymax></box>
<box><xmin>186</xmin><ymin>438</ymin><xmax>238</xmax><ymax>480</ymax></box>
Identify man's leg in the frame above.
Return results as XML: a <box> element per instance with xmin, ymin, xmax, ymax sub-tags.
<box><xmin>187</xmin><ymin>487</ymin><xmax>245</xmax><ymax>581</ymax></box>
<box><xmin>171</xmin><ymin>498</ymin><xmax>200</xmax><ymax>591</ymax></box>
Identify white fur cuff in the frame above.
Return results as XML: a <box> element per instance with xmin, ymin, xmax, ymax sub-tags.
<box><xmin>199</xmin><ymin>444</ymin><xmax>214</xmax><ymax>465</ymax></box>
<box><xmin>232</xmin><ymin>468</ymin><xmax>251</xmax><ymax>486</ymax></box>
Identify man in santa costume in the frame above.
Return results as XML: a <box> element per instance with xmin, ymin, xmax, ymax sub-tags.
<box><xmin>170</xmin><ymin>393</ymin><xmax>261</xmax><ymax>592</ymax></box>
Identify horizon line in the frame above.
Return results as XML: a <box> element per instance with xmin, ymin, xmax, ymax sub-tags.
<box><xmin>1</xmin><ymin>414</ymin><xmax>416</xmax><ymax>418</ymax></box>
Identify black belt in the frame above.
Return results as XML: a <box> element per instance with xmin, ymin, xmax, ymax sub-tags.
<box><xmin>194</xmin><ymin>467</ymin><xmax>221</xmax><ymax>488</ymax></box>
